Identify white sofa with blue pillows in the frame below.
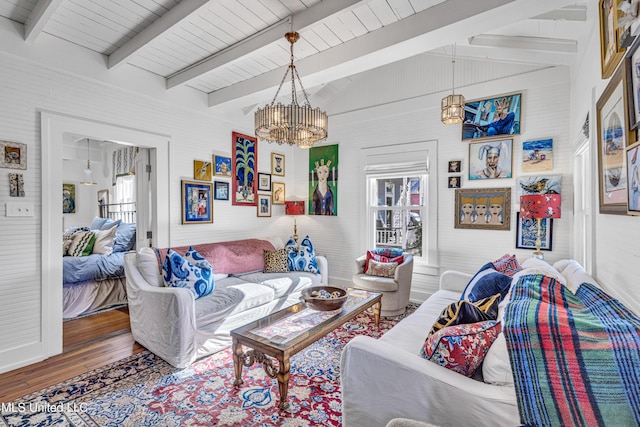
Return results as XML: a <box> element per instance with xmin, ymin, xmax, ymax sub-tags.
<box><xmin>341</xmin><ymin>257</ymin><xmax>616</xmax><ymax>427</ymax></box>
<box><xmin>124</xmin><ymin>236</ymin><xmax>328</xmax><ymax>368</ymax></box>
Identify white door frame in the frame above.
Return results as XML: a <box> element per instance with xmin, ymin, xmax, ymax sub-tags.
<box><xmin>41</xmin><ymin>111</ymin><xmax>171</xmax><ymax>359</ymax></box>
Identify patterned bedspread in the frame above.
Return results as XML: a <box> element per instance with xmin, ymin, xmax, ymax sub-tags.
<box><xmin>503</xmin><ymin>274</ymin><xmax>640</xmax><ymax>427</ymax></box>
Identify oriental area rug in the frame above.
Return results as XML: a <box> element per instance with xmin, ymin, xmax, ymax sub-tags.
<box><xmin>1</xmin><ymin>304</ymin><xmax>417</xmax><ymax>427</ymax></box>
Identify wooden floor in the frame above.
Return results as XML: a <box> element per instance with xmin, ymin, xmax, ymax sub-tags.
<box><xmin>0</xmin><ymin>307</ymin><xmax>145</xmax><ymax>402</ymax></box>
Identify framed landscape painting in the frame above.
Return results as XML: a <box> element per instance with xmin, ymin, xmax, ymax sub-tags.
<box><xmin>522</xmin><ymin>138</ymin><xmax>553</xmax><ymax>172</ymax></box>
<box><xmin>462</xmin><ymin>93</ymin><xmax>521</xmax><ymax>142</ymax></box>
<box><xmin>181</xmin><ymin>180</ymin><xmax>213</xmax><ymax>224</ymax></box>
<box><xmin>596</xmin><ymin>63</ymin><xmax>634</xmax><ymax>214</ymax></box>
<box><xmin>232</xmin><ymin>132</ymin><xmax>257</xmax><ymax>206</ymax></box>
<box><xmin>454</xmin><ymin>187</ymin><xmax>511</xmax><ymax>230</ymax></box>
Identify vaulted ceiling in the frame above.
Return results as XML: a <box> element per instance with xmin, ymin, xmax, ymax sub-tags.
<box><xmin>0</xmin><ymin>0</ymin><xmax>591</xmax><ymax>112</ymax></box>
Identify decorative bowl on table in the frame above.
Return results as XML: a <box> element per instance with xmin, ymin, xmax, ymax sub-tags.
<box><xmin>300</xmin><ymin>286</ymin><xmax>348</xmax><ymax>311</ymax></box>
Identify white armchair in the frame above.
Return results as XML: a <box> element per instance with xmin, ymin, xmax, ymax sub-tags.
<box><xmin>352</xmin><ymin>253</ymin><xmax>413</xmax><ymax>317</ymax></box>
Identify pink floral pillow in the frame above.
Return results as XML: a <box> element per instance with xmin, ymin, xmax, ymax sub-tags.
<box><xmin>365</xmin><ymin>259</ymin><xmax>398</xmax><ymax>278</ymax></box>
<box><xmin>420</xmin><ymin>320</ymin><xmax>501</xmax><ymax>377</ymax></box>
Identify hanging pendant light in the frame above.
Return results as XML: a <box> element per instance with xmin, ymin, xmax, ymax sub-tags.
<box><xmin>80</xmin><ymin>139</ymin><xmax>97</xmax><ymax>185</ymax></box>
<box><xmin>255</xmin><ymin>32</ymin><xmax>328</xmax><ymax>149</ymax></box>
<box><xmin>441</xmin><ymin>43</ymin><xmax>465</xmax><ymax>125</ymax></box>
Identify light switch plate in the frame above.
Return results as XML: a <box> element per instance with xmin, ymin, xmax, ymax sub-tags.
<box><xmin>6</xmin><ymin>202</ymin><xmax>34</xmax><ymax>217</ymax></box>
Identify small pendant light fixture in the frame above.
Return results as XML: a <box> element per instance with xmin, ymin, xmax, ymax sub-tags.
<box><xmin>80</xmin><ymin>139</ymin><xmax>97</xmax><ymax>185</ymax></box>
<box><xmin>441</xmin><ymin>43</ymin><xmax>465</xmax><ymax>125</ymax></box>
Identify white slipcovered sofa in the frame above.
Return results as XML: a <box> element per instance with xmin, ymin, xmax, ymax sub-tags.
<box><xmin>124</xmin><ymin>237</ymin><xmax>327</xmax><ymax>368</ymax></box>
<box><xmin>340</xmin><ymin>258</ymin><xmax>605</xmax><ymax>427</ymax></box>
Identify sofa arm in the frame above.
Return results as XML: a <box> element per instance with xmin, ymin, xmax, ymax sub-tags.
<box><xmin>316</xmin><ymin>255</ymin><xmax>329</xmax><ymax>286</ymax></box>
<box><xmin>354</xmin><ymin>255</ymin><xmax>366</xmax><ymax>274</ymax></box>
<box><xmin>341</xmin><ymin>336</ymin><xmax>518</xmax><ymax>427</ymax></box>
<box><xmin>439</xmin><ymin>270</ymin><xmax>472</xmax><ymax>293</ymax></box>
<box><xmin>124</xmin><ymin>253</ymin><xmax>198</xmax><ymax>368</ymax></box>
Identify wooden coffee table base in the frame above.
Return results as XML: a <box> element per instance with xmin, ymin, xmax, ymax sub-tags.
<box><xmin>231</xmin><ymin>292</ymin><xmax>382</xmax><ymax>410</ymax></box>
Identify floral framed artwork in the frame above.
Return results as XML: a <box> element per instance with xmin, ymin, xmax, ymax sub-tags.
<box><xmin>468</xmin><ymin>139</ymin><xmax>512</xmax><ymax>180</ymax></box>
<box><xmin>0</xmin><ymin>141</ymin><xmax>27</xmax><ymax>170</ymax></box>
<box><xmin>448</xmin><ymin>160</ymin><xmax>461</xmax><ymax>173</ymax></box>
<box><xmin>626</xmin><ymin>140</ymin><xmax>640</xmax><ymax>214</ymax></box>
<box><xmin>515</xmin><ymin>212</ymin><xmax>553</xmax><ymax>251</ymax></box>
<box><xmin>63</xmin><ymin>183</ymin><xmax>76</xmax><ymax>214</ymax></box>
<box><xmin>258</xmin><ymin>172</ymin><xmax>272</xmax><ymax>192</ymax></box>
<box><xmin>522</xmin><ymin>138</ymin><xmax>553</xmax><ymax>172</ymax></box>
<box><xmin>257</xmin><ymin>194</ymin><xmax>271</xmax><ymax>217</ymax></box>
<box><xmin>271</xmin><ymin>152</ymin><xmax>285</xmax><ymax>176</ymax></box>
<box><xmin>181</xmin><ymin>180</ymin><xmax>213</xmax><ymax>224</ymax></box>
<box><xmin>232</xmin><ymin>132</ymin><xmax>257</xmax><ymax>206</ymax></box>
<box><xmin>193</xmin><ymin>159</ymin><xmax>212</xmax><ymax>181</ymax></box>
<box><xmin>462</xmin><ymin>93</ymin><xmax>521</xmax><ymax>141</ymax></box>
<box><xmin>214</xmin><ymin>181</ymin><xmax>229</xmax><ymax>201</ymax></box>
<box><xmin>600</xmin><ymin>0</ymin><xmax>626</xmax><ymax>79</ymax></box>
<box><xmin>454</xmin><ymin>187</ymin><xmax>511</xmax><ymax>230</ymax></box>
<box><xmin>272</xmin><ymin>181</ymin><xmax>285</xmax><ymax>204</ymax></box>
<box><xmin>596</xmin><ymin>63</ymin><xmax>635</xmax><ymax>214</ymax></box>
<box><xmin>214</xmin><ymin>155</ymin><xmax>231</xmax><ymax>177</ymax></box>
<box><xmin>625</xmin><ymin>36</ymin><xmax>640</xmax><ymax>130</ymax></box>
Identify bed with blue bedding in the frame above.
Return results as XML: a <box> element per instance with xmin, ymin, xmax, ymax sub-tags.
<box><xmin>63</xmin><ymin>218</ymin><xmax>136</xmax><ymax>319</ymax></box>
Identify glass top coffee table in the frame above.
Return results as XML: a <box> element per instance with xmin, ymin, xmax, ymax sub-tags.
<box><xmin>231</xmin><ymin>288</ymin><xmax>382</xmax><ymax>410</ymax></box>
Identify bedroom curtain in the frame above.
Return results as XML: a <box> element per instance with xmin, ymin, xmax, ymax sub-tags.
<box><xmin>112</xmin><ymin>146</ymin><xmax>139</xmax><ymax>186</ymax></box>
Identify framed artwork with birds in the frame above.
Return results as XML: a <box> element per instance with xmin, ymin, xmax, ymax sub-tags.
<box><xmin>518</xmin><ymin>175</ymin><xmax>562</xmax><ymax>196</ymax></box>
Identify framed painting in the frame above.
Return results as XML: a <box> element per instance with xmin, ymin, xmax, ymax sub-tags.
<box><xmin>271</xmin><ymin>152</ymin><xmax>285</xmax><ymax>176</ymax></box>
<box><xmin>518</xmin><ymin>175</ymin><xmax>562</xmax><ymax>196</ymax></box>
<box><xmin>258</xmin><ymin>172</ymin><xmax>272</xmax><ymax>192</ymax></box>
<box><xmin>448</xmin><ymin>176</ymin><xmax>461</xmax><ymax>189</ymax></box>
<box><xmin>625</xmin><ymin>36</ymin><xmax>640</xmax><ymax>130</ymax></box>
<box><xmin>596</xmin><ymin>63</ymin><xmax>634</xmax><ymax>214</ymax></box>
<box><xmin>232</xmin><ymin>132</ymin><xmax>257</xmax><ymax>206</ymax></box>
<box><xmin>626</xmin><ymin>140</ymin><xmax>640</xmax><ymax>214</ymax></box>
<box><xmin>9</xmin><ymin>173</ymin><xmax>24</xmax><ymax>197</ymax></box>
<box><xmin>522</xmin><ymin>138</ymin><xmax>553</xmax><ymax>172</ymax></box>
<box><xmin>515</xmin><ymin>212</ymin><xmax>553</xmax><ymax>251</ymax></box>
<box><xmin>600</xmin><ymin>0</ymin><xmax>626</xmax><ymax>79</ymax></box>
<box><xmin>448</xmin><ymin>160</ymin><xmax>461</xmax><ymax>173</ymax></box>
<box><xmin>309</xmin><ymin>144</ymin><xmax>338</xmax><ymax>215</ymax></box>
<box><xmin>462</xmin><ymin>93</ymin><xmax>521</xmax><ymax>141</ymax></box>
<box><xmin>454</xmin><ymin>187</ymin><xmax>511</xmax><ymax>230</ymax></box>
<box><xmin>214</xmin><ymin>155</ymin><xmax>231</xmax><ymax>177</ymax></box>
<box><xmin>468</xmin><ymin>139</ymin><xmax>512</xmax><ymax>180</ymax></box>
<box><xmin>193</xmin><ymin>159</ymin><xmax>212</xmax><ymax>181</ymax></box>
<box><xmin>0</xmin><ymin>141</ymin><xmax>27</xmax><ymax>170</ymax></box>
<box><xmin>181</xmin><ymin>180</ymin><xmax>213</xmax><ymax>224</ymax></box>
<box><xmin>63</xmin><ymin>183</ymin><xmax>76</xmax><ymax>214</ymax></box>
<box><xmin>257</xmin><ymin>194</ymin><xmax>271</xmax><ymax>217</ymax></box>
<box><xmin>272</xmin><ymin>181</ymin><xmax>285</xmax><ymax>204</ymax></box>
<box><xmin>214</xmin><ymin>181</ymin><xmax>229</xmax><ymax>201</ymax></box>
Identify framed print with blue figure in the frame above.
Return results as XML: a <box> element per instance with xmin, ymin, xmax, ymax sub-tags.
<box><xmin>181</xmin><ymin>180</ymin><xmax>213</xmax><ymax>224</ymax></box>
<box><xmin>516</xmin><ymin>212</ymin><xmax>553</xmax><ymax>251</ymax></box>
<box><xmin>462</xmin><ymin>93</ymin><xmax>522</xmax><ymax>141</ymax></box>
<box><xmin>468</xmin><ymin>139</ymin><xmax>512</xmax><ymax>180</ymax></box>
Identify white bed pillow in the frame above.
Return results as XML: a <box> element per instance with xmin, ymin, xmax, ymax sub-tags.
<box><xmin>92</xmin><ymin>226</ymin><xmax>117</xmax><ymax>256</ymax></box>
<box><xmin>482</xmin><ymin>332</ymin><xmax>514</xmax><ymax>386</ymax></box>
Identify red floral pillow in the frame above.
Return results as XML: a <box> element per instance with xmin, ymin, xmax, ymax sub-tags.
<box><xmin>364</xmin><ymin>250</ymin><xmax>404</xmax><ymax>273</ymax></box>
<box><xmin>492</xmin><ymin>254</ymin><xmax>522</xmax><ymax>277</ymax></box>
<box><xmin>420</xmin><ymin>320</ymin><xmax>501</xmax><ymax>377</ymax></box>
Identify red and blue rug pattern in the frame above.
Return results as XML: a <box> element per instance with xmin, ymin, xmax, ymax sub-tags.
<box><xmin>1</xmin><ymin>305</ymin><xmax>416</xmax><ymax>426</ymax></box>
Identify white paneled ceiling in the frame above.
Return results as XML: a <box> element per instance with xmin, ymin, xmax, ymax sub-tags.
<box><xmin>0</xmin><ymin>0</ymin><xmax>591</xmax><ymax>111</ymax></box>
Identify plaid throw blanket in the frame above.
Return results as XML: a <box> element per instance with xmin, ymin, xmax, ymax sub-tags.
<box><xmin>503</xmin><ymin>274</ymin><xmax>640</xmax><ymax>427</ymax></box>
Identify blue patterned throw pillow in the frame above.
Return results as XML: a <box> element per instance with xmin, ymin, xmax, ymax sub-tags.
<box><xmin>460</xmin><ymin>268</ymin><xmax>511</xmax><ymax>303</ymax></box>
<box><xmin>162</xmin><ymin>248</ymin><xmax>214</xmax><ymax>299</ymax></box>
<box><xmin>184</xmin><ymin>246</ymin><xmax>213</xmax><ymax>270</ymax></box>
<box><xmin>285</xmin><ymin>235</ymin><xmax>319</xmax><ymax>274</ymax></box>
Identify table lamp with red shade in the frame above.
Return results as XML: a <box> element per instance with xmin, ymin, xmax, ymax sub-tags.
<box><xmin>519</xmin><ymin>193</ymin><xmax>561</xmax><ymax>260</ymax></box>
<box><xmin>285</xmin><ymin>201</ymin><xmax>305</xmax><ymax>243</ymax></box>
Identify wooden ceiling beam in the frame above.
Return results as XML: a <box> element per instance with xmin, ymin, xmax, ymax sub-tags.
<box><xmin>24</xmin><ymin>0</ymin><xmax>63</xmax><ymax>43</ymax></box>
